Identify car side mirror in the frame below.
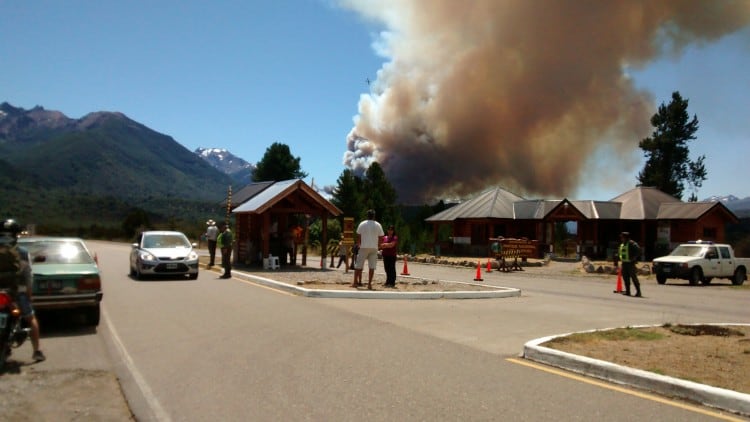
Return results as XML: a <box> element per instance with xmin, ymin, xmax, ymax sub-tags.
<box><xmin>131</xmin><ymin>243</ymin><xmax>139</xmax><ymax>248</ymax></box>
<box><xmin>192</xmin><ymin>243</ymin><xmax>198</xmax><ymax>248</ymax></box>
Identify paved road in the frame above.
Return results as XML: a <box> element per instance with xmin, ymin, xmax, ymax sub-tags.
<box><xmin>92</xmin><ymin>241</ymin><xmax>749</xmax><ymax>421</ymax></box>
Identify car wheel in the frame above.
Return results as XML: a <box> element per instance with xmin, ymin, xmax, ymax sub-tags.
<box><xmin>689</xmin><ymin>267</ymin><xmax>702</xmax><ymax>286</ymax></box>
<box><xmin>656</xmin><ymin>274</ymin><xmax>667</xmax><ymax>285</ymax></box>
<box><xmin>85</xmin><ymin>305</ymin><xmax>100</xmax><ymax>326</ymax></box>
<box><xmin>135</xmin><ymin>264</ymin><xmax>144</xmax><ymax>280</ymax></box>
<box><xmin>733</xmin><ymin>267</ymin><xmax>746</xmax><ymax>286</ymax></box>
<box><xmin>189</xmin><ymin>272</ymin><xmax>198</xmax><ymax>280</ymax></box>
<box><xmin>701</xmin><ymin>277</ymin><xmax>712</xmax><ymax>285</ymax></box>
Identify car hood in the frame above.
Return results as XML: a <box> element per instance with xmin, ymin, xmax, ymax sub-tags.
<box><xmin>31</xmin><ymin>263</ymin><xmax>99</xmax><ymax>276</ymax></box>
<box><xmin>653</xmin><ymin>256</ymin><xmax>698</xmax><ymax>264</ymax></box>
<box><xmin>141</xmin><ymin>247</ymin><xmax>194</xmax><ymax>259</ymax></box>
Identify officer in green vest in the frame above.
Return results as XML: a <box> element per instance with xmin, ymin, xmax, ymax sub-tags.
<box><xmin>618</xmin><ymin>232</ymin><xmax>642</xmax><ymax>297</ymax></box>
<box><xmin>217</xmin><ymin>222</ymin><xmax>233</xmax><ymax>279</ymax></box>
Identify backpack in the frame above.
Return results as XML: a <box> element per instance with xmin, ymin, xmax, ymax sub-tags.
<box><xmin>0</xmin><ymin>244</ymin><xmax>21</xmax><ymax>288</ymax></box>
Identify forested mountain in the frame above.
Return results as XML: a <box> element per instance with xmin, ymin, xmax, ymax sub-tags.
<box><xmin>0</xmin><ymin>102</ymin><xmax>235</xmax><ymax>235</ymax></box>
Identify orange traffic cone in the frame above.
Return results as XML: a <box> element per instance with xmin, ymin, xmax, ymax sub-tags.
<box><xmin>485</xmin><ymin>258</ymin><xmax>493</xmax><ymax>273</ymax></box>
<box><xmin>613</xmin><ymin>267</ymin><xmax>623</xmax><ymax>293</ymax></box>
<box><xmin>474</xmin><ymin>260</ymin><xmax>484</xmax><ymax>281</ymax></box>
<box><xmin>401</xmin><ymin>256</ymin><xmax>410</xmax><ymax>275</ymax></box>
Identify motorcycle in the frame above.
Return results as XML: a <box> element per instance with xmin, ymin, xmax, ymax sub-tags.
<box><xmin>0</xmin><ymin>289</ymin><xmax>30</xmax><ymax>371</ymax></box>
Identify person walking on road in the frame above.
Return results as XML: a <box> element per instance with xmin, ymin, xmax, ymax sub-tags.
<box><xmin>204</xmin><ymin>219</ymin><xmax>219</xmax><ymax>267</ymax></box>
<box><xmin>351</xmin><ymin>209</ymin><xmax>384</xmax><ymax>290</ymax></box>
<box><xmin>618</xmin><ymin>231</ymin><xmax>642</xmax><ymax>297</ymax></box>
<box><xmin>217</xmin><ymin>223</ymin><xmax>233</xmax><ymax>279</ymax></box>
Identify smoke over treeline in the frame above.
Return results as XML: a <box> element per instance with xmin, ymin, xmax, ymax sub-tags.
<box><xmin>340</xmin><ymin>0</ymin><xmax>750</xmax><ymax>204</ymax></box>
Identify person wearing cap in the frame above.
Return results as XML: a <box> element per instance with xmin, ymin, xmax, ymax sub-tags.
<box><xmin>204</xmin><ymin>219</ymin><xmax>219</xmax><ymax>268</ymax></box>
<box><xmin>618</xmin><ymin>232</ymin><xmax>642</xmax><ymax>297</ymax></box>
<box><xmin>351</xmin><ymin>209</ymin><xmax>384</xmax><ymax>290</ymax></box>
<box><xmin>381</xmin><ymin>225</ymin><xmax>398</xmax><ymax>288</ymax></box>
<box><xmin>217</xmin><ymin>222</ymin><xmax>233</xmax><ymax>279</ymax></box>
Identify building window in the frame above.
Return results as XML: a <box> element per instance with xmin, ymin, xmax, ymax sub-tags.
<box><xmin>702</xmin><ymin>227</ymin><xmax>717</xmax><ymax>239</ymax></box>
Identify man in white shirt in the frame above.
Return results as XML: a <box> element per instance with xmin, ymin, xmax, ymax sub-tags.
<box><xmin>204</xmin><ymin>220</ymin><xmax>219</xmax><ymax>267</ymax></box>
<box><xmin>351</xmin><ymin>209</ymin><xmax>384</xmax><ymax>290</ymax></box>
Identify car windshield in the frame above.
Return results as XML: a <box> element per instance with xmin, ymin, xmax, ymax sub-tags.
<box><xmin>669</xmin><ymin>245</ymin><xmax>706</xmax><ymax>257</ymax></box>
<box><xmin>143</xmin><ymin>234</ymin><xmax>190</xmax><ymax>249</ymax></box>
<box><xmin>23</xmin><ymin>240</ymin><xmax>95</xmax><ymax>265</ymax></box>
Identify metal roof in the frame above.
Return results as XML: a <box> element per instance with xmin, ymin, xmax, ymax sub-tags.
<box><xmin>610</xmin><ymin>187</ymin><xmax>680</xmax><ymax>220</ymax></box>
<box><xmin>424</xmin><ymin>186</ymin><xmax>721</xmax><ymax>222</ymax></box>
<box><xmin>657</xmin><ymin>202</ymin><xmax>725</xmax><ymax>220</ymax></box>
<box><xmin>232</xmin><ymin>179</ymin><xmax>341</xmax><ymax>216</ymax></box>
<box><xmin>425</xmin><ymin>187</ymin><xmax>525</xmax><ymax>222</ymax></box>
<box><xmin>230</xmin><ymin>181</ymin><xmax>275</xmax><ymax>206</ymax></box>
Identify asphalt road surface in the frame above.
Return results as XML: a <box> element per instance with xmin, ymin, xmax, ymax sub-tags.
<box><xmin>90</xmin><ymin>241</ymin><xmax>749</xmax><ymax>421</ymax></box>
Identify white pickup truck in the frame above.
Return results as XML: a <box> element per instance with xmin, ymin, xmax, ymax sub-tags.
<box><xmin>652</xmin><ymin>241</ymin><xmax>748</xmax><ymax>286</ymax></box>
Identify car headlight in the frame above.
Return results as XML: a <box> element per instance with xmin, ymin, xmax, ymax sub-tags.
<box><xmin>139</xmin><ymin>251</ymin><xmax>156</xmax><ymax>261</ymax></box>
<box><xmin>188</xmin><ymin>251</ymin><xmax>198</xmax><ymax>260</ymax></box>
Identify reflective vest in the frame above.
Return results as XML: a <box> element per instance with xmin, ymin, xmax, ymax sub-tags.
<box><xmin>619</xmin><ymin>243</ymin><xmax>630</xmax><ymax>262</ymax></box>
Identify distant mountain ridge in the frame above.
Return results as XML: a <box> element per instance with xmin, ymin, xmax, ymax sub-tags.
<box><xmin>0</xmin><ymin>101</ymin><xmax>235</xmax><ymax>228</ymax></box>
<box><xmin>195</xmin><ymin>147</ymin><xmax>255</xmax><ymax>185</ymax></box>
<box><xmin>703</xmin><ymin>195</ymin><xmax>750</xmax><ymax>214</ymax></box>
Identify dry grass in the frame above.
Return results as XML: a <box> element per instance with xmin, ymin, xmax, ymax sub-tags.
<box><xmin>543</xmin><ymin>324</ymin><xmax>750</xmax><ymax>393</ymax></box>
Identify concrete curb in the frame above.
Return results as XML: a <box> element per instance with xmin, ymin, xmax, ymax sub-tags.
<box><xmin>227</xmin><ymin>269</ymin><xmax>521</xmax><ymax>299</ymax></box>
<box><xmin>522</xmin><ymin>324</ymin><xmax>750</xmax><ymax>417</ymax></box>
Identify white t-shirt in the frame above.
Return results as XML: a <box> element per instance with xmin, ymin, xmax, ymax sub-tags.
<box><xmin>357</xmin><ymin>219</ymin><xmax>384</xmax><ymax>249</ymax></box>
<box><xmin>205</xmin><ymin>225</ymin><xmax>219</xmax><ymax>241</ymax></box>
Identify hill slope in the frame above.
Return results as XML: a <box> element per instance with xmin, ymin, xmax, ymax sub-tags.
<box><xmin>0</xmin><ymin>102</ymin><xmax>234</xmax><ymax>232</ymax></box>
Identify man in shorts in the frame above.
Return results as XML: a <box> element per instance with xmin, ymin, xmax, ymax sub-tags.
<box><xmin>351</xmin><ymin>209</ymin><xmax>384</xmax><ymax>290</ymax></box>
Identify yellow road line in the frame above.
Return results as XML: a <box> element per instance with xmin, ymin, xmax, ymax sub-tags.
<box><xmin>235</xmin><ymin>276</ymin><xmax>297</xmax><ymax>296</ymax></box>
<box><xmin>506</xmin><ymin>358</ymin><xmax>744</xmax><ymax>421</ymax></box>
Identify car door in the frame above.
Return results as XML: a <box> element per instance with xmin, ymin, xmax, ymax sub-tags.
<box><xmin>718</xmin><ymin>246</ymin><xmax>734</xmax><ymax>277</ymax></box>
<box><xmin>702</xmin><ymin>246</ymin><xmax>720</xmax><ymax>277</ymax></box>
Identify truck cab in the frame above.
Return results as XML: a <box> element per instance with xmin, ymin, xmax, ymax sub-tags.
<box><xmin>652</xmin><ymin>241</ymin><xmax>747</xmax><ymax>286</ymax></box>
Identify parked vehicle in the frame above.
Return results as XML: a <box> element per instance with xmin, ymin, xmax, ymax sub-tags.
<box><xmin>17</xmin><ymin>237</ymin><xmax>103</xmax><ymax>326</ymax></box>
<box><xmin>0</xmin><ymin>289</ymin><xmax>30</xmax><ymax>371</ymax></box>
<box><xmin>130</xmin><ymin>231</ymin><xmax>199</xmax><ymax>280</ymax></box>
<box><xmin>652</xmin><ymin>241</ymin><xmax>748</xmax><ymax>286</ymax></box>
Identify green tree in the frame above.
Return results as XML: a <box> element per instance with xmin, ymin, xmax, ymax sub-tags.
<box><xmin>362</xmin><ymin>162</ymin><xmax>398</xmax><ymax>224</ymax></box>
<box><xmin>121</xmin><ymin>207</ymin><xmax>151</xmax><ymax>238</ymax></box>
<box><xmin>331</xmin><ymin>169</ymin><xmax>364</xmax><ymax>221</ymax></box>
<box><xmin>252</xmin><ymin>142</ymin><xmax>308</xmax><ymax>182</ymax></box>
<box><xmin>637</xmin><ymin>92</ymin><xmax>707</xmax><ymax>201</ymax></box>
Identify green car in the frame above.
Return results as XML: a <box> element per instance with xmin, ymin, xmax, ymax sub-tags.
<box><xmin>17</xmin><ymin>237</ymin><xmax>103</xmax><ymax>326</ymax></box>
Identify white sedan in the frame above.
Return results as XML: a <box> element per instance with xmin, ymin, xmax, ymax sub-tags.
<box><xmin>129</xmin><ymin>231</ymin><xmax>199</xmax><ymax>280</ymax></box>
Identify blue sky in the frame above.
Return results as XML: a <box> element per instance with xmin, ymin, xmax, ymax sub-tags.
<box><xmin>2</xmin><ymin>1</ymin><xmax>749</xmax><ymax>203</ymax></box>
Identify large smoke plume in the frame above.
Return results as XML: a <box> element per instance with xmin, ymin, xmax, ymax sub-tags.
<box><xmin>341</xmin><ymin>0</ymin><xmax>750</xmax><ymax>203</ymax></box>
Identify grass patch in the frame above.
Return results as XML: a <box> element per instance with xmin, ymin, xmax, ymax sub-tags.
<box><xmin>546</xmin><ymin>327</ymin><xmax>664</xmax><ymax>346</ymax></box>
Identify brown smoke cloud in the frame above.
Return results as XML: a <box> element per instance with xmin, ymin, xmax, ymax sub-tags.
<box><xmin>341</xmin><ymin>0</ymin><xmax>750</xmax><ymax>204</ymax></box>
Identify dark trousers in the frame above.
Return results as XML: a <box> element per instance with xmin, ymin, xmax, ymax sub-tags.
<box><xmin>221</xmin><ymin>248</ymin><xmax>232</xmax><ymax>276</ymax></box>
<box><xmin>207</xmin><ymin>240</ymin><xmax>217</xmax><ymax>265</ymax></box>
<box><xmin>383</xmin><ymin>255</ymin><xmax>397</xmax><ymax>286</ymax></box>
<box><xmin>621</xmin><ymin>261</ymin><xmax>640</xmax><ymax>294</ymax></box>
<box><xmin>336</xmin><ymin>255</ymin><xmax>347</xmax><ymax>268</ymax></box>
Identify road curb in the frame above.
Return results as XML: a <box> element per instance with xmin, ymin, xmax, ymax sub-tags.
<box><xmin>522</xmin><ymin>324</ymin><xmax>750</xmax><ymax>417</ymax></box>
<box><xmin>228</xmin><ymin>269</ymin><xmax>521</xmax><ymax>299</ymax></box>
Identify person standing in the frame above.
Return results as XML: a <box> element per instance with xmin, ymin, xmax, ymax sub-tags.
<box><xmin>351</xmin><ymin>209</ymin><xmax>384</xmax><ymax>290</ymax></box>
<box><xmin>381</xmin><ymin>225</ymin><xmax>398</xmax><ymax>288</ymax></box>
<box><xmin>618</xmin><ymin>232</ymin><xmax>642</xmax><ymax>297</ymax></box>
<box><xmin>204</xmin><ymin>219</ymin><xmax>219</xmax><ymax>268</ymax></box>
<box><xmin>336</xmin><ymin>235</ymin><xmax>349</xmax><ymax>273</ymax></box>
<box><xmin>0</xmin><ymin>219</ymin><xmax>45</xmax><ymax>361</ymax></box>
<box><xmin>217</xmin><ymin>223</ymin><xmax>233</xmax><ymax>279</ymax></box>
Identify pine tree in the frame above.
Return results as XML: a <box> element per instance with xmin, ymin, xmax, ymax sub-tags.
<box><xmin>637</xmin><ymin>92</ymin><xmax>707</xmax><ymax>201</ymax></box>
